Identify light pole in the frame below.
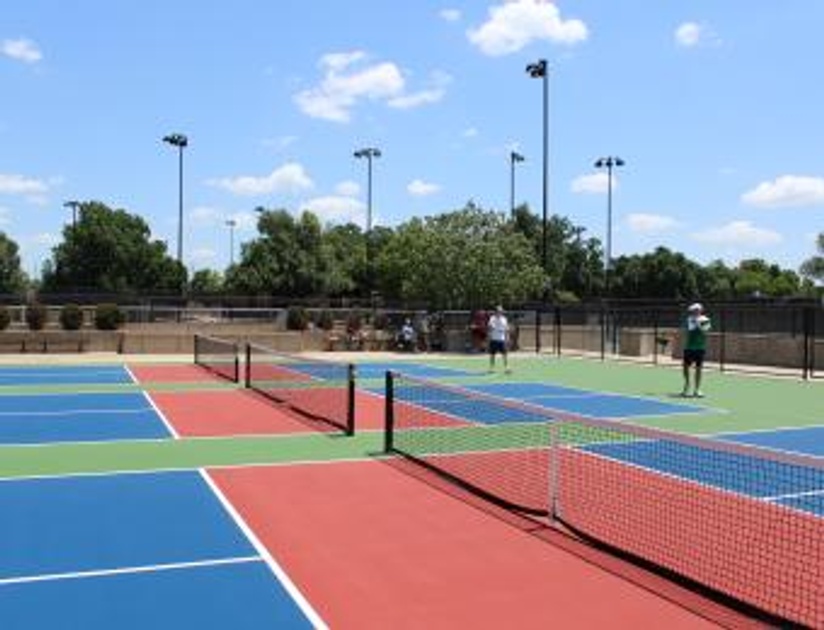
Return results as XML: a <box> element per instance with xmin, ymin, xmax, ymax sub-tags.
<box><xmin>593</xmin><ymin>156</ymin><xmax>625</xmax><ymax>297</ymax></box>
<box><xmin>509</xmin><ymin>151</ymin><xmax>525</xmax><ymax>216</ymax></box>
<box><xmin>225</xmin><ymin>219</ymin><xmax>237</xmax><ymax>266</ymax></box>
<box><xmin>63</xmin><ymin>200</ymin><xmax>80</xmax><ymax>232</ymax></box>
<box><xmin>162</xmin><ymin>133</ymin><xmax>188</xmax><ymax>264</ymax></box>
<box><xmin>526</xmin><ymin>59</ymin><xmax>549</xmax><ymax>276</ymax></box>
<box><xmin>354</xmin><ymin>147</ymin><xmax>381</xmax><ymax>292</ymax></box>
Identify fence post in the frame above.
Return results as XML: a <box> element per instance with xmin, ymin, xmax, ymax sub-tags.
<box><xmin>802</xmin><ymin>306</ymin><xmax>811</xmax><ymax>380</ymax></box>
<box><xmin>535</xmin><ymin>308</ymin><xmax>542</xmax><ymax>354</ymax></box>
<box><xmin>600</xmin><ymin>304</ymin><xmax>606</xmax><ymax>362</ymax></box>
<box><xmin>719</xmin><ymin>307</ymin><xmax>727</xmax><ymax>373</ymax></box>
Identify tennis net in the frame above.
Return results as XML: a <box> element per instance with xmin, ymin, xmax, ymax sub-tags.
<box><xmin>193</xmin><ymin>334</ymin><xmax>240</xmax><ymax>382</ymax></box>
<box><xmin>385</xmin><ymin>371</ymin><xmax>824</xmax><ymax>628</ymax></box>
<box><xmin>245</xmin><ymin>343</ymin><xmax>355</xmax><ymax>435</ymax></box>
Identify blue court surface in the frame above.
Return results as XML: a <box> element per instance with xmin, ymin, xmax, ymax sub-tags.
<box><xmin>582</xmin><ymin>439</ymin><xmax>824</xmax><ymax>518</ymax></box>
<box><xmin>465</xmin><ymin>382</ymin><xmax>705</xmax><ymax>420</ymax></box>
<box><xmin>0</xmin><ymin>366</ymin><xmax>132</xmax><ymax>386</ymax></box>
<box><xmin>356</xmin><ymin>362</ymin><xmax>476</xmax><ymax>379</ymax></box>
<box><xmin>0</xmin><ymin>393</ymin><xmax>171</xmax><ymax>445</ymax></box>
<box><xmin>0</xmin><ymin>471</ymin><xmax>315</xmax><ymax>629</ymax></box>
<box><xmin>719</xmin><ymin>426</ymin><xmax>824</xmax><ymax>458</ymax></box>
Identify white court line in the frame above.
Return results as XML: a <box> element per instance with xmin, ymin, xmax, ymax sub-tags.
<box><xmin>0</xmin><ymin>408</ymin><xmax>155</xmax><ymax>418</ymax></box>
<box><xmin>125</xmin><ymin>364</ymin><xmax>179</xmax><ymax>440</ymax></box>
<box><xmin>0</xmin><ymin>556</ymin><xmax>261</xmax><ymax>586</ymax></box>
<box><xmin>199</xmin><ymin>469</ymin><xmax>328</xmax><ymax>629</ymax></box>
<box><xmin>763</xmin><ymin>488</ymin><xmax>824</xmax><ymax>503</ymax></box>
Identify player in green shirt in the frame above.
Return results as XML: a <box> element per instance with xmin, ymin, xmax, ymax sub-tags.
<box><xmin>682</xmin><ymin>302</ymin><xmax>711</xmax><ymax>397</ymax></box>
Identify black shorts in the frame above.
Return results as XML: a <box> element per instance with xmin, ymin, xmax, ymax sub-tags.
<box><xmin>489</xmin><ymin>340</ymin><xmax>507</xmax><ymax>355</ymax></box>
<box><xmin>683</xmin><ymin>349</ymin><xmax>705</xmax><ymax>367</ymax></box>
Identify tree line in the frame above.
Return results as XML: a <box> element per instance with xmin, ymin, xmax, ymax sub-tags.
<box><xmin>0</xmin><ymin>200</ymin><xmax>820</xmax><ymax>306</ymax></box>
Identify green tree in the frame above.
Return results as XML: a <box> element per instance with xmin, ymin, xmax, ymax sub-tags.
<box><xmin>41</xmin><ymin>201</ymin><xmax>185</xmax><ymax>294</ymax></box>
<box><xmin>376</xmin><ymin>204</ymin><xmax>544</xmax><ymax>308</ymax></box>
<box><xmin>800</xmin><ymin>232</ymin><xmax>824</xmax><ymax>284</ymax></box>
<box><xmin>189</xmin><ymin>269</ymin><xmax>224</xmax><ymax>294</ymax></box>
<box><xmin>0</xmin><ymin>232</ymin><xmax>26</xmax><ymax>294</ymax></box>
<box><xmin>611</xmin><ymin>247</ymin><xmax>702</xmax><ymax>298</ymax></box>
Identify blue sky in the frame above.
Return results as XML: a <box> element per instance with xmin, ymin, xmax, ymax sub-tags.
<box><xmin>1</xmin><ymin>1</ymin><xmax>822</xmax><ymax>278</ymax></box>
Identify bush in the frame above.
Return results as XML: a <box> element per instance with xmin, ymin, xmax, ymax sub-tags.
<box><xmin>0</xmin><ymin>306</ymin><xmax>10</xmax><ymax>331</ymax></box>
<box><xmin>316</xmin><ymin>310</ymin><xmax>335</xmax><ymax>331</ymax></box>
<box><xmin>25</xmin><ymin>303</ymin><xmax>48</xmax><ymax>331</ymax></box>
<box><xmin>94</xmin><ymin>303</ymin><xmax>124</xmax><ymax>330</ymax></box>
<box><xmin>59</xmin><ymin>304</ymin><xmax>84</xmax><ymax>331</ymax></box>
<box><xmin>286</xmin><ymin>306</ymin><xmax>309</xmax><ymax>331</ymax></box>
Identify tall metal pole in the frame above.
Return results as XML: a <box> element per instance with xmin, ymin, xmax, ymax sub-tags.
<box><xmin>163</xmin><ymin>133</ymin><xmax>188</xmax><ymax>264</ymax></box>
<box><xmin>510</xmin><ymin>151</ymin><xmax>524</xmax><ymax>216</ymax></box>
<box><xmin>594</xmin><ymin>156</ymin><xmax>624</xmax><ymax>297</ymax></box>
<box><xmin>526</xmin><ymin>59</ymin><xmax>549</xmax><ymax>275</ymax></box>
<box><xmin>354</xmin><ymin>147</ymin><xmax>381</xmax><ymax>293</ymax></box>
<box><xmin>226</xmin><ymin>219</ymin><xmax>236</xmax><ymax>266</ymax></box>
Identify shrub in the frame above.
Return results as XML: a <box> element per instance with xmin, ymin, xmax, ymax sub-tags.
<box><xmin>25</xmin><ymin>303</ymin><xmax>48</xmax><ymax>331</ymax></box>
<box><xmin>286</xmin><ymin>306</ymin><xmax>309</xmax><ymax>331</ymax></box>
<box><xmin>0</xmin><ymin>306</ymin><xmax>10</xmax><ymax>331</ymax></box>
<box><xmin>94</xmin><ymin>303</ymin><xmax>124</xmax><ymax>330</ymax></box>
<box><xmin>59</xmin><ymin>304</ymin><xmax>84</xmax><ymax>331</ymax></box>
<box><xmin>316</xmin><ymin>310</ymin><xmax>335</xmax><ymax>331</ymax></box>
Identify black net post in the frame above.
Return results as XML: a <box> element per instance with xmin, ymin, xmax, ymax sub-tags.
<box><xmin>346</xmin><ymin>363</ymin><xmax>356</xmax><ymax>436</ymax></box>
<box><xmin>384</xmin><ymin>371</ymin><xmax>395</xmax><ymax>453</ymax></box>
<box><xmin>244</xmin><ymin>342</ymin><xmax>252</xmax><ymax>387</ymax></box>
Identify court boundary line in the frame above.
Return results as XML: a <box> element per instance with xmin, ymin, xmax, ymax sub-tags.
<box><xmin>0</xmin><ymin>407</ymin><xmax>156</xmax><ymax>418</ymax></box>
<box><xmin>0</xmin><ymin>454</ymin><xmax>387</xmax><ymax>483</ymax></box>
<box><xmin>762</xmin><ymin>488</ymin><xmax>824</xmax><ymax>502</ymax></box>
<box><xmin>0</xmin><ymin>556</ymin><xmax>262</xmax><ymax>586</ymax></box>
<box><xmin>199</xmin><ymin>469</ymin><xmax>328</xmax><ymax>630</ymax></box>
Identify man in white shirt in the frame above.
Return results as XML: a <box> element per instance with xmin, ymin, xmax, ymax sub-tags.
<box><xmin>487</xmin><ymin>306</ymin><xmax>511</xmax><ymax>373</ymax></box>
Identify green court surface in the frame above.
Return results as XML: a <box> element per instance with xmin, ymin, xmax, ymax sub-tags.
<box><xmin>0</xmin><ymin>355</ymin><xmax>819</xmax><ymax>481</ymax></box>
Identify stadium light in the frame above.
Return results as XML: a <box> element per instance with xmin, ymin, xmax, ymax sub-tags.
<box><xmin>525</xmin><ymin>59</ymin><xmax>549</xmax><ymax>277</ymax></box>
<box><xmin>510</xmin><ymin>151</ymin><xmax>525</xmax><ymax>217</ymax></box>
<box><xmin>354</xmin><ymin>147</ymin><xmax>381</xmax><ymax>291</ymax></box>
<box><xmin>162</xmin><ymin>133</ymin><xmax>189</xmax><ymax>264</ymax></box>
<box><xmin>593</xmin><ymin>156</ymin><xmax>625</xmax><ymax>297</ymax></box>
<box><xmin>225</xmin><ymin>219</ymin><xmax>237</xmax><ymax>266</ymax></box>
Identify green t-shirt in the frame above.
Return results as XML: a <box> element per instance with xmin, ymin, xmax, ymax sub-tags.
<box><xmin>684</xmin><ymin>316</ymin><xmax>710</xmax><ymax>351</ymax></box>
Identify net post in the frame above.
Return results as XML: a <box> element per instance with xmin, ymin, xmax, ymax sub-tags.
<box><xmin>244</xmin><ymin>343</ymin><xmax>251</xmax><ymax>388</ymax></box>
<box><xmin>548</xmin><ymin>420</ymin><xmax>561</xmax><ymax>523</ymax></box>
<box><xmin>232</xmin><ymin>340</ymin><xmax>240</xmax><ymax>383</ymax></box>
<box><xmin>346</xmin><ymin>363</ymin><xmax>356</xmax><ymax>435</ymax></box>
<box><xmin>384</xmin><ymin>371</ymin><xmax>395</xmax><ymax>453</ymax></box>
<box><xmin>193</xmin><ymin>334</ymin><xmax>200</xmax><ymax>364</ymax></box>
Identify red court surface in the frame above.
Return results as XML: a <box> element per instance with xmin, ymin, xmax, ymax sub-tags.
<box><xmin>211</xmin><ymin>460</ymin><xmax>742</xmax><ymax>629</ymax></box>
<box><xmin>129</xmin><ymin>364</ymin><xmax>224</xmax><ymax>383</ymax></box>
<box><xmin>150</xmin><ymin>389</ymin><xmax>386</xmax><ymax>437</ymax></box>
<box><xmin>150</xmin><ymin>390</ymin><xmax>318</xmax><ymax>437</ymax></box>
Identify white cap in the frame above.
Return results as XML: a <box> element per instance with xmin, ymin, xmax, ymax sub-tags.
<box><xmin>688</xmin><ymin>302</ymin><xmax>703</xmax><ymax>312</ymax></box>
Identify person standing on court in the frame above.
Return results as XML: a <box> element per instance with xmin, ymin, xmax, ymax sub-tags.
<box><xmin>682</xmin><ymin>302</ymin><xmax>711</xmax><ymax>397</ymax></box>
<box><xmin>487</xmin><ymin>306</ymin><xmax>511</xmax><ymax>373</ymax></box>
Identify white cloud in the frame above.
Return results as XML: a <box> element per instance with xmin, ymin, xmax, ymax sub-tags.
<box><xmin>294</xmin><ymin>51</ymin><xmax>405</xmax><ymax>122</ymax></box>
<box><xmin>389</xmin><ymin>88</ymin><xmax>445</xmax><ymax>109</ymax></box>
<box><xmin>2</xmin><ymin>38</ymin><xmax>42</xmax><ymax>63</ymax></box>
<box><xmin>440</xmin><ymin>8</ymin><xmax>462</xmax><ymax>22</ymax></box>
<box><xmin>300</xmin><ymin>196</ymin><xmax>366</xmax><ymax>225</ymax></box>
<box><xmin>467</xmin><ymin>0</ymin><xmax>588</xmax><ymax>57</ymax></box>
<box><xmin>571</xmin><ymin>172</ymin><xmax>612</xmax><ymax>194</ymax></box>
<box><xmin>0</xmin><ymin>173</ymin><xmax>49</xmax><ymax>196</ymax></box>
<box><xmin>335</xmin><ymin>180</ymin><xmax>360</xmax><ymax>197</ymax></box>
<box><xmin>626</xmin><ymin>213</ymin><xmax>681</xmax><ymax>235</ymax></box>
<box><xmin>295</xmin><ymin>53</ymin><xmax>449</xmax><ymax>121</ymax></box>
<box><xmin>208</xmin><ymin>163</ymin><xmax>314</xmax><ymax>196</ymax></box>
<box><xmin>408</xmin><ymin>179</ymin><xmax>441</xmax><ymax>196</ymax></box>
<box><xmin>675</xmin><ymin>22</ymin><xmax>702</xmax><ymax>47</ymax></box>
<box><xmin>741</xmin><ymin>175</ymin><xmax>824</xmax><ymax>209</ymax></box>
<box><xmin>692</xmin><ymin>221</ymin><xmax>782</xmax><ymax>247</ymax></box>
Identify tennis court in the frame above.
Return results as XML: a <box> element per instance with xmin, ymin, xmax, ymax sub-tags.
<box><xmin>0</xmin><ymin>350</ymin><xmax>820</xmax><ymax>628</ymax></box>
